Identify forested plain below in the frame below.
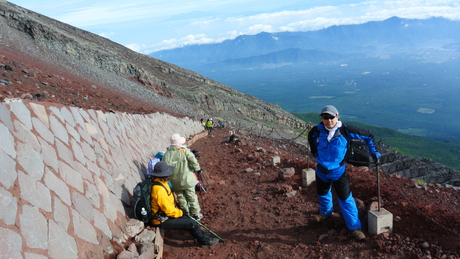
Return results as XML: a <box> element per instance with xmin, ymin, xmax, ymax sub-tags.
<box><xmin>197</xmin><ymin>55</ymin><xmax>460</xmax><ymax>170</ymax></box>
<box><xmin>202</xmin><ymin>55</ymin><xmax>460</xmax><ymax>143</ymax></box>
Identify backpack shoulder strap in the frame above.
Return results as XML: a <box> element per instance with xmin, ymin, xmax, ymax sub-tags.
<box><xmin>151</xmin><ymin>181</ymin><xmax>171</xmax><ymax>196</ymax></box>
<box><xmin>340</xmin><ymin>124</ymin><xmax>352</xmax><ymax>165</ymax></box>
<box><xmin>339</xmin><ymin>123</ymin><xmax>349</xmax><ymax>140</ymax></box>
<box><xmin>150</xmin><ymin>181</ymin><xmax>174</xmax><ymax>220</ymax></box>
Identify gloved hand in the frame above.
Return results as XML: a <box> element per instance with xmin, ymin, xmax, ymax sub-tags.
<box><xmin>372</xmin><ymin>152</ymin><xmax>381</xmax><ymax>164</ymax></box>
<box><xmin>195</xmin><ymin>170</ymin><xmax>202</xmax><ymax>176</ymax></box>
<box><xmin>181</xmin><ymin>208</ymin><xmax>189</xmax><ymax>217</ymax></box>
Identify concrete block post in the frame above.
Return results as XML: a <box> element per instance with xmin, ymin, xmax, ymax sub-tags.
<box><xmin>272</xmin><ymin>156</ymin><xmax>280</xmax><ymax>166</ymax></box>
<box><xmin>368</xmin><ymin>208</ymin><xmax>393</xmax><ymax>235</ymax></box>
<box><xmin>302</xmin><ymin>168</ymin><xmax>316</xmax><ymax>186</ymax></box>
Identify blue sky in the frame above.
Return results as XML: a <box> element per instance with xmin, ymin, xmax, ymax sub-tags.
<box><xmin>8</xmin><ymin>0</ymin><xmax>460</xmax><ymax>54</ymax></box>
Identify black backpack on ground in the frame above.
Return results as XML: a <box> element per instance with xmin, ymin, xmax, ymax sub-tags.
<box><xmin>133</xmin><ymin>179</ymin><xmax>169</xmax><ymax>224</ymax></box>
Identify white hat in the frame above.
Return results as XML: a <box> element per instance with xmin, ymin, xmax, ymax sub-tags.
<box><xmin>171</xmin><ymin>133</ymin><xmax>186</xmax><ymax>146</ymax></box>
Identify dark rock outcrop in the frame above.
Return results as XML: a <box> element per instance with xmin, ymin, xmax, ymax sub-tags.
<box><xmin>373</xmin><ymin>143</ymin><xmax>460</xmax><ymax>187</ymax></box>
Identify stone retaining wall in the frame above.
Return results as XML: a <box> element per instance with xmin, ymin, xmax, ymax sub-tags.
<box><xmin>0</xmin><ymin>99</ymin><xmax>203</xmax><ymax>258</ymax></box>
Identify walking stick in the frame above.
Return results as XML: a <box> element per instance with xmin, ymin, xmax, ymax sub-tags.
<box><xmin>376</xmin><ymin>161</ymin><xmax>381</xmax><ymax>211</ymax></box>
<box><xmin>188</xmin><ymin>215</ymin><xmax>225</xmax><ymax>242</ymax></box>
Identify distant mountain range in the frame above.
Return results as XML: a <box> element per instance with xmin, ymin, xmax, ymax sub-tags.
<box><xmin>151</xmin><ymin>16</ymin><xmax>460</xmax><ymax>69</ymax></box>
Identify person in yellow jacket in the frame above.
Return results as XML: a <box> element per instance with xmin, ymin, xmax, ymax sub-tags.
<box><xmin>149</xmin><ymin>161</ymin><xmax>219</xmax><ymax>247</ymax></box>
<box><xmin>205</xmin><ymin>118</ymin><xmax>213</xmax><ymax>134</ymax></box>
<box><xmin>163</xmin><ymin>133</ymin><xmax>204</xmax><ymax>221</ymax></box>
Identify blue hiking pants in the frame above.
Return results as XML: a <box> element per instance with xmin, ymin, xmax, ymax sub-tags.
<box><xmin>316</xmin><ymin>165</ymin><xmax>362</xmax><ymax>230</ymax></box>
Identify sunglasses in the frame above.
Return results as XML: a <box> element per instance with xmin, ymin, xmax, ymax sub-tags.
<box><xmin>321</xmin><ymin>115</ymin><xmax>336</xmax><ymax>120</ymax></box>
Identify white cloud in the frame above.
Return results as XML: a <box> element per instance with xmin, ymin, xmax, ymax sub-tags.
<box><xmin>126</xmin><ymin>43</ymin><xmax>147</xmax><ymax>53</ymax></box>
<box><xmin>98</xmin><ymin>32</ymin><xmax>115</xmax><ymax>39</ymax></box>
<box><xmin>58</xmin><ymin>4</ymin><xmax>158</xmax><ymax>27</ymax></box>
<box><xmin>139</xmin><ymin>34</ymin><xmax>222</xmax><ymax>53</ymax></box>
<box><xmin>245</xmin><ymin>24</ymin><xmax>274</xmax><ymax>34</ymax></box>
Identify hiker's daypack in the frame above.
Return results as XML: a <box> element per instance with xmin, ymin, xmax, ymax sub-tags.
<box><xmin>133</xmin><ymin>179</ymin><xmax>169</xmax><ymax>223</ymax></box>
<box><xmin>340</xmin><ymin>124</ymin><xmax>373</xmax><ymax>166</ymax></box>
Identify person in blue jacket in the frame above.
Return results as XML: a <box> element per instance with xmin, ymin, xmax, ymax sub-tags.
<box><xmin>308</xmin><ymin>105</ymin><xmax>381</xmax><ymax>241</ymax></box>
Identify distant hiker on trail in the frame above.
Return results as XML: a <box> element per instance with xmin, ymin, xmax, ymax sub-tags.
<box><xmin>146</xmin><ymin>152</ymin><xmax>164</xmax><ymax>178</ymax></box>
<box><xmin>163</xmin><ymin>133</ymin><xmax>204</xmax><ymax>221</ymax></box>
<box><xmin>217</xmin><ymin>120</ymin><xmax>225</xmax><ymax>128</ymax></box>
<box><xmin>149</xmin><ymin>161</ymin><xmax>219</xmax><ymax>247</ymax></box>
<box><xmin>200</xmin><ymin>118</ymin><xmax>205</xmax><ymax>128</ymax></box>
<box><xmin>205</xmin><ymin>118</ymin><xmax>213</xmax><ymax>134</ymax></box>
<box><xmin>307</xmin><ymin>105</ymin><xmax>381</xmax><ymax>241</ymax></box>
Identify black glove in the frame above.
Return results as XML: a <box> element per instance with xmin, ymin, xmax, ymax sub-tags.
<box><xmin>196</xmin><ymin>170</ymin><xmax>202</xmax><ymax>176</ymax></box>
<box><xmin>181</xmin><ymin>209</ymin><xmax>189</xmax><ymax>216</ymax></box>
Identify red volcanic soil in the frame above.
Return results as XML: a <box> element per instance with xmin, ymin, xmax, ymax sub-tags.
<box><xmin>2</xmin><ymin>51</ymin><xmax>460</xmax><ymax>259</ymax></box>
<box><xmin>157</xmin><ymin>128</ymin><xmax>460</xmax><ymax>259</ymax></box>
<box><xmin>1</xmin><ymin>50</ymin><xmax>171</xmax><ymax>115</ymax></box>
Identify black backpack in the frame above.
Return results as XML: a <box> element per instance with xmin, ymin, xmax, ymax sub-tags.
<box><xmin>133</xmin><ymin>179</ymin><xmax>169</xmax><ymax>223</ymax></box>
<box><xmin>340</xmin><ymin>124</ymin><xmax>373</xmax><ymax>166</ymax></box>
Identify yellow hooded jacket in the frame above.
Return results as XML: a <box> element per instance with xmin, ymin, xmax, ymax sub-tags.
<box><xmin>150</xmin><ymin>179</ymin><xmax>183</xmax><ymax>225</ymax></box>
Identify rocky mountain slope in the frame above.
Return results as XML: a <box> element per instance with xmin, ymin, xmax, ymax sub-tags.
<box><xmin>0</xmin><ymin>1</ymin><xmax>306</xmax><ymax>143</ymax></box>
<box><xmin>1</xmin><ymin>1</ymin><xmax>460</xmax><ymax>258</ymax></box>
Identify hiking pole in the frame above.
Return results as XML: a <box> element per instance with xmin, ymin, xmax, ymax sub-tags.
<box><xmin>198</xmin><ymin>188</ymin><xmax>206</xmax><ymax>213</ymax></box>
<box><xmin>188</xmin><ymin>215</ymin><xmax>225</xmax><ymax>242</ymax></box>
<box><xmin>199</xmin><ymin>170</ymin><xmax>210</xmax><ymax>192</ymax></box>
<box><xmin>195</xmin><ymin>171</ymin><xmax>206</xmax><ymax>213</ymax></box>
<box><xmin>376</xmin><ymin>161</ymin><xmax>381</xmax><ymax>212</ymax></box>
<box><xmin>198</xmin><ymin>173</ymin><xmax>207</xmax><ymax>193</ymax></box>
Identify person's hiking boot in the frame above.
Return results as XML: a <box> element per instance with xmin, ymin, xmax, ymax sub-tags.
<box><xmin>314</xmin><ymin>214</ymin><xmax>331</xmax><ymax>223</ymax></box>
<box><xmin>193</xmin><ymin>213</ymin><xmax>204</xmax><ymax>221</ymax></box>
<box><xmin>200</xmin><ymin>238</ymin><xmax>219</xmax><ymax>247</ymax></box>
<box><xmin>348</xmin><ymin>229</ymin><xmax>366</xmax><ymax>241</ymax></box>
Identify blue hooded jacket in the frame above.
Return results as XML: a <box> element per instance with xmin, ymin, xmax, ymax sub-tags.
<box><xmin>308</xmin><ymin>122</ymin><xmax>378</xmax><ymax>171</ymax></box>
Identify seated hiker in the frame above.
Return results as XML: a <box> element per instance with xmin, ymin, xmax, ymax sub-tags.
<box><xmin>149</xmin><ymin>161</ymin><xmax>219</xmax><ymax>247</ymax></box>
<box><xmin>146</xmin><ymin>152</ymin><xmax>164</xmax><ymax>178</ymax></box>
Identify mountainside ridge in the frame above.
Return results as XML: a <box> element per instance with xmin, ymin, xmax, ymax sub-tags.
<box><xmin>0</xmin><ymin>1</ymin><xmax>306</xmax><ymax>142</ymax></box>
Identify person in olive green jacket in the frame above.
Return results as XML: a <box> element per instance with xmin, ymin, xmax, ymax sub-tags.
<box><xmin>163</xmin><ymin>133</ymin><xmax>204</xmax><ymax>221</ymax></box>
